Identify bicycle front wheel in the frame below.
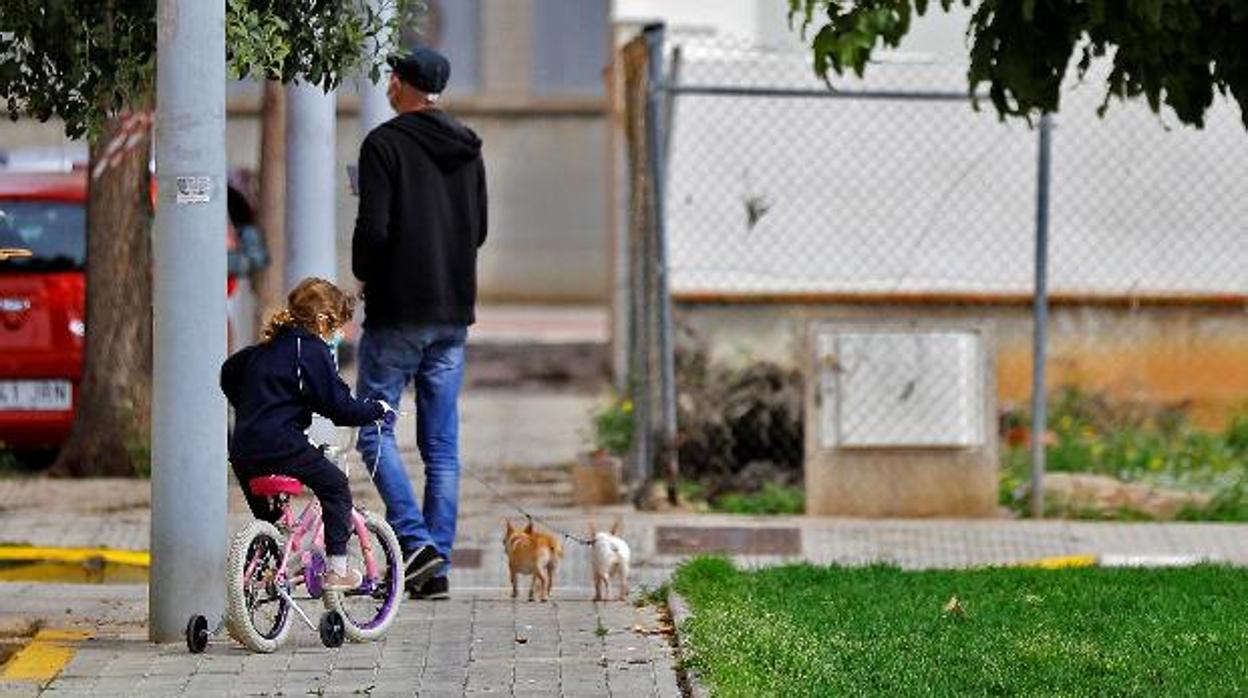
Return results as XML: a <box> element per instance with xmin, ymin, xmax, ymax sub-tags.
<box><xmin>225</xmin><ymin>520</ymin><xmax>293</xmax><ymax>653</ymax></box>
<box><xmin>324</xmin><ymin>509</ymin><xmax>404</xmax><ymax>642</ymax></box>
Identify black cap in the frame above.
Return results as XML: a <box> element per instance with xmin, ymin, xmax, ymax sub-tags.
<box><xmin>387</xmin><ymin>46</ymin><xmax>451</xmax><ymax>94</ymax></box>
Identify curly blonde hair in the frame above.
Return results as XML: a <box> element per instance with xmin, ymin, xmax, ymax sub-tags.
<box><xmin>262</xmin><ymin>277</ymin><xmax>356</xmax><ymax>342</ymax></box>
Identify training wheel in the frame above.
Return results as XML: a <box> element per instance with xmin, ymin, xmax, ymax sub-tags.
<box><xmin>185</xmin><ymin>614</ymin><xmax>209</xmax><ymax>654</ymax></box>
<box><xmin>319</xmin><ymin>610</ymin><xmax>345</xmax><ymax>648</ymax></box>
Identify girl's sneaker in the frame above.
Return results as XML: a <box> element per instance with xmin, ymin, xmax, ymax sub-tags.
<box><xmin>324</xmin><ymin>568</ymin><xmax>364</xmax><ymax>591</ymax></box>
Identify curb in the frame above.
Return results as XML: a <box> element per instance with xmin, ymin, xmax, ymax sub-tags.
<box><xmin>666</xmin><ymin>589</ymin><xmax>709</xmax><ymax>698</ymax></box>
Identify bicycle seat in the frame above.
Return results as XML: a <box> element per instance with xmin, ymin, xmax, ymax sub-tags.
<box><xmin>248</xmin><ymin>475</ymin><xmax>303</xmax><ymax>497</ymax></box>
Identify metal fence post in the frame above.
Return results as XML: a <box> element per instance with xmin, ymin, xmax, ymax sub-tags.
<box><xmin>150</xmin><ymin>0</ymin><xmax>228</xmax><ymax>642</ymax></box>
<box><xmin>644</xmin><ymin>23</ymin><xmax>678</xmax><ymax>502</ymax></box>
<box><xmin>1030</xmin><ymin>113</ymin><xmax>1054</xmax><ymax>519</ymax></box>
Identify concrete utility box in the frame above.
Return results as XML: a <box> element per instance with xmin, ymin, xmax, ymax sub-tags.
<box><xmin>805</xmin><ymin>320</ymin><xmax>998</xmax><ymax>517</ymax></box>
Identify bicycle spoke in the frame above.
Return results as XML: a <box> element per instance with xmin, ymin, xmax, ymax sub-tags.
<box><xmin>240</xmin><ymin>533</ymin><xmax>290</xmax><ymax>640</ymax></box>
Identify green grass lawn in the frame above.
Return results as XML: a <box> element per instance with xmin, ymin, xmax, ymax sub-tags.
<box><xmin>672</xmin><ymin>557</ymin><xmax>1248</xmax><ymax>697</ymax></box>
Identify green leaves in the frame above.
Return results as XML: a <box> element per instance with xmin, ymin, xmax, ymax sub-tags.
<box><xmin>0</xmin><ymin>0</ymin><xmax>426</xmax><ymax>139</ymax></box>
<box><xmin>225</xmin><ymin>0</ymin><xmax>427</xmax><ymax>92</ymax></box>
<box><xmin>801</xmin><ymin>1</ymin><xmax>920</xmax><ymax>80</ymax></box>
<box><xmin>0</xmin><ymin>0</ymin><xmax>157</xmax><ymax>138</ymax></box>
<box><xmin>225</xmin><ymin>2</ymin><xmax>291</xmax><ymax>82</ymax></box>
<box><xmin>787</xmin><ymin>0</ymin><xmax>1248</xmax><ymax>130</ymax></box>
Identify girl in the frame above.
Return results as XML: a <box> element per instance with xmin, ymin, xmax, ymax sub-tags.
<box><xmin>221</xmin><ymin>277</ymin><xmax>393</xmax><ymax>590</ymax></box>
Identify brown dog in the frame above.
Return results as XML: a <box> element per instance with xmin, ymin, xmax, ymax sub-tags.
<box><xmin>503</xmin><ymin>519</ymin><xmax>564</xmax><ymax>602</ymax></box>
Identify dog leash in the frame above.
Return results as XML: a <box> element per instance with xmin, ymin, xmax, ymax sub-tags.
<box><xmin>362</xmin><ymin>413</ymin><xmax>594</xmax><ymax>547</ymax></box>
<box><xmin>460</xmin><ymin>461</ymin><xmax>594</xmax><ymax>547</ymax></box>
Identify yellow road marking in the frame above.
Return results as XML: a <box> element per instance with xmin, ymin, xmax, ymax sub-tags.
<box><xmin>0</xmin><ymin>629</ymin><xmax>91</xmax><ymax>683</ymax></box>
<box><xmin>1013</xmin><ymin>554</ymin><xmax>1099</xmax><ymax>569</ymax></box>
<box><xmin>0</xmin><ymin>546</ymin><xmax>149</xmax><ymax>568</ymax></box>
<box><xmin>0</xmin><ymin>560</ymin><xmax>149</xmax><ymax>584</ymax></box>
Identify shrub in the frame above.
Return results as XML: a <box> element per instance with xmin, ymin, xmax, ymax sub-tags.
<box><xmin>712</xmin><ymin>483</ymin><xmax>805</xmax><ymax>515</ymax></box>
<box><xmin>590</xmin><ymin>392</ymin><xmax>633</xmax><ymax>457</ymax></box>
<box><xmin>1001</xmin><ymin>387</ymin><xmax>1248</xmax><ymax>520</ymax></box>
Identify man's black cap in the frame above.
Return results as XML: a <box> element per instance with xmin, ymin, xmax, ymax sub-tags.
<box><xmin>387</xmin><ymin>46</ymin><xmax>450</xmax><ymax>94</ymax></box>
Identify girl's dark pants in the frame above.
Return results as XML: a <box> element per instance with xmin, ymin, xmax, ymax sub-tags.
<box><xmin>232</xmin><ymin>454</ymin><xmax>353</xmax><ymax>556</ymax></box>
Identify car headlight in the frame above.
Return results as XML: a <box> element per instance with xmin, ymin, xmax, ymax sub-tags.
<box><xmin>69</xmin><ymin>319</ymin><xmax>85</xmax><ymax>337</ymax></box>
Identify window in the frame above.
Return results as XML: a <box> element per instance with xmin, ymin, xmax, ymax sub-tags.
<box><xmin>0</xmin><ymin>201</ymin><xmax>86</xmax><ymax>272</ymax></box>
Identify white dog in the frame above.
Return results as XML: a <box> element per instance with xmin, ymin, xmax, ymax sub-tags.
<box><xmin>589</xmin><ymin>521</ymin><xmax>631</xmax><ymax>602</ymax></box>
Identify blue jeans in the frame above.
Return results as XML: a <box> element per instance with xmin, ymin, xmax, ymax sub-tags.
<box><xmin>355</xmin><ymin>324</ymin><xmax>467</xmax><ymax>570</ymax></box>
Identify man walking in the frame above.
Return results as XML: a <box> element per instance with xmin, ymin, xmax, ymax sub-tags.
<box><xmin>352</xmin><ymin>46</ymin><xmax>487</xmax><ymax>600</ymax></box>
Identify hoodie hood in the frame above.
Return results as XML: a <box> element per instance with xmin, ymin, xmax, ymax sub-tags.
<box><xmin>383</xmin><ymin>110</ymin><xmax>482</xmax><ymax>172</ymax></box>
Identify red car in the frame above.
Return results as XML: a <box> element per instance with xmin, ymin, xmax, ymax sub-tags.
<box><xmin>0</xmin><ymin>168</ymin><xmax>264</xmax><ymax>451</ymax></box>
<box><xmin>0</xmin><ymin>171</ymin><xmax>86</xmax><ymax>449</ymax></box>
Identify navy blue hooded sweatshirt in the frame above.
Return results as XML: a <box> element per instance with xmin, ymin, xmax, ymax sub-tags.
<box><xmin>221</xmin><ymin>326</ymin><xmax>385</xmax><ymax>466</ymax></box>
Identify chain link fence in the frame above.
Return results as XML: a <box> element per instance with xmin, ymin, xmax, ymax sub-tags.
<box><xmin>618</xmin><ymin>28</ymin><xmax>1248</xmax><ymax>517</ymax></box>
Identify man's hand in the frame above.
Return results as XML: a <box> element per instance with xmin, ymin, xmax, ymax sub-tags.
<box><xmin>377</xmin><ymin>399</ymin><xmax>398</xmax><ymax>427</ymax></box>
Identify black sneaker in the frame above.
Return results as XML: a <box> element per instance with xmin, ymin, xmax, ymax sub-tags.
<box><xmin>411</xmin><ymin>575</ymin><xmax>449</xmax><ymax>600</ymax></box>
<box><xmin>403</xmin><ymin>545</ymin><xmax>445</xmax><ymax>591</ymax></box>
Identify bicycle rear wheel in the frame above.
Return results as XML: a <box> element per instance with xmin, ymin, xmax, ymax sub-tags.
<box><xmin>225</xmin><ymin>520</ymin><xmax>293</xmax><ymax>653</ymax></box>
<box><xmin>324</xmin><ymin>509</ymin><xmax>403</xmax><ymax>642</ymax></box>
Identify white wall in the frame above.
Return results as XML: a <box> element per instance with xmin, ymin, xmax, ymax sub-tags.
<box><xmin>613</xmin><ymin>0</ymin><xmax>756</xmax><ymax>37</ymax></box>
<box><xmin>615</xmin><ymin>0</ymin><xmax>973</xmax><ymax>57</ymax></box>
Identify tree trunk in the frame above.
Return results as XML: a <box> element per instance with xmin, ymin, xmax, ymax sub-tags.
<box><xmin>253</xmin><ymin>80</ymin><xmax>287</xmax><ymax>327</ymax></box>
<box><xmin>50</xmin><ymin>111</ymin><xmax>154</xmax><ymax>477</ymax></box>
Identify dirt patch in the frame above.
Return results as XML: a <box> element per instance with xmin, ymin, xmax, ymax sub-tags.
<box><xmin>676</xmin><ymin>342</ymin><xmax>804</xmax><ymax>501</ymax></box>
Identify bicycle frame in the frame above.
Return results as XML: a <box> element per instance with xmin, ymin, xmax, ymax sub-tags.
<box><xmin>241</xmin><ymin>494</ymin><xmax>382</xmax><ymax>601</ymax></box>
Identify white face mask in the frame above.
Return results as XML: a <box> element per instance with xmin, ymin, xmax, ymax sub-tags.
<box><xmin>326</xmin><ymin>329</ymin><xmax>344</xmax><ymax>351</ymax></box>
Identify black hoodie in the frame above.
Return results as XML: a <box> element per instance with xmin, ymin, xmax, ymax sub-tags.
<box><xmin>352</xmin><ymin>109</ymin><xmax>487</xmax><ymax>327</ymax></box>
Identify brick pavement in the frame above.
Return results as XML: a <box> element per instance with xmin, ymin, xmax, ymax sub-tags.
<box><xmin>1</xmin><ymin>389</ymin><xmax>686</xmax><ymax>697</ymax></box>
<box><xmin>8</xmin><ymin>590</ymin><xmax>678</xmax><ymax>698</ymax></box>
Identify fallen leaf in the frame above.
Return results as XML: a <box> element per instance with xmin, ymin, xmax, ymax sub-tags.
<box><xmin>943</xmin><ymin>594</ymin><xmax>965</xmax><ymax>616</ymax></box>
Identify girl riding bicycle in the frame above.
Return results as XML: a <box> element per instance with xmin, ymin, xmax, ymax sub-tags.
<box><xmin>221</xmin><ymin>277</ymin><xmax>394</xmax><ymax>591</ymax></box>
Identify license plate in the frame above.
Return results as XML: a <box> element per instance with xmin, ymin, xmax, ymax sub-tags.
<box><xmin>0</xmin><ymin>380</ymin><xmax>72</xmax><ymax>411</ymax></box>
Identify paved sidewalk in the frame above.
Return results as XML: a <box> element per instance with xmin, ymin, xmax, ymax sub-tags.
<box><xmin>1</xmin><ymin>588</ymin><xmax>677</xmax><ymax>698</ymax></box>
<box><xmin>0</xmin><ymin>387</ymin><xmax>690</xmax><ymax>697</ymax></box>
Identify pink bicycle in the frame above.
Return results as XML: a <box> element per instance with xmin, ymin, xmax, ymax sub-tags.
<box><xmin>186</xmin><ymin>470</ymin><xmax>404</xmax><ymax>653</ymax></box>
